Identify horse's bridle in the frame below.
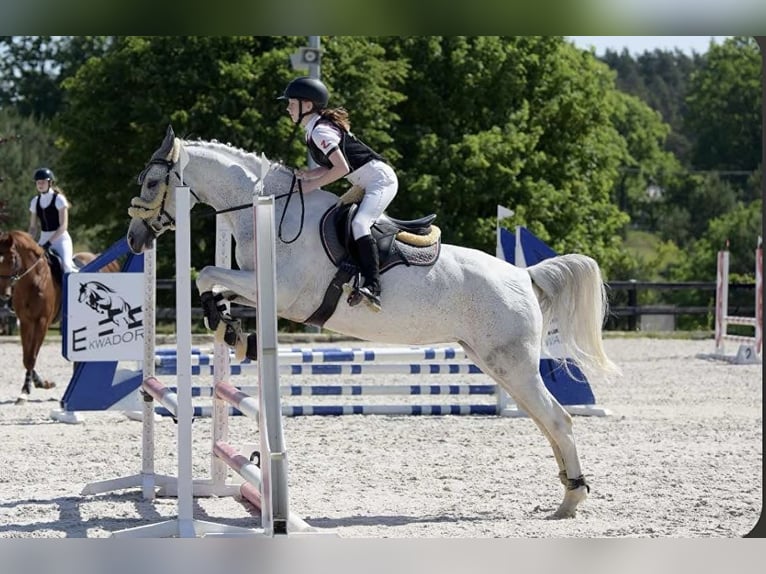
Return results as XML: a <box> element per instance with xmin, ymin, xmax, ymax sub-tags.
<box><xmin>130</xmin><ymin>157</ymin><xmax>201</xmax><ymax>239</ymax></box>
<box><xmin>0</xmin><ymin>247</ymin><xmax>45</xmax><ymax>295</ymax></box>
<box><xmin>130</xmin><ymin>149</ymin><xmax>308</xmax><ymax>243</ymax></box>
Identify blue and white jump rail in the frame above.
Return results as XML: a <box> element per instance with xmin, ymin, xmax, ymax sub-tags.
<box><xmin>148</xmin><ymin>341</ymin><xmax>607</xmax><ymax>418</ymax></box>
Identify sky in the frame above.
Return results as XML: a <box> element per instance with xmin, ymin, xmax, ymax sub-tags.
<box><xmin>568</xmin><ymin>36</ymin><xmax>732</xmax><ymax>56</ymax></box>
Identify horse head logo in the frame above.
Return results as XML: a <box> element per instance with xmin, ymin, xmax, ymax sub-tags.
<box><xmin>77</xmin><ymin>280</ymin><xmax>134</xmax><ymax>326</ymax></box>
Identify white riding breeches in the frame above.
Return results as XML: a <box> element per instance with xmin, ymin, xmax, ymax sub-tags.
<box><xmin>39</xmin><ymin>230</ymin><xmax>75</xmax><ymax>273</ymax></box>
<box><xmin>346</xmin><ymin>159</ymin><xmax>398</xmax><ymax>240</ymax></box>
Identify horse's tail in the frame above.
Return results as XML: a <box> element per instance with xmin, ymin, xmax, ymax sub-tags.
<box><xmin>526</xmin><ymin>254</ymin><xmax>621</xmax><ymax>381</ymax></box>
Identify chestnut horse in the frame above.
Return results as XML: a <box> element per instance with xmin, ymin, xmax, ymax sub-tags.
<box><xmin>0</xmin><ymin>230</ymin><xmax>120</xmax><ymax>403</ymax></box>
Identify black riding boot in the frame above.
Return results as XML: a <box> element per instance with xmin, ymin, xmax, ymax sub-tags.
<box><xmin>355</xmin><ymin>234</ymin><xmax>382</xmax><ymax>311</ymax></box>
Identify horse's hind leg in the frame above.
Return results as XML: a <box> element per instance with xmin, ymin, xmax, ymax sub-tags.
<box><xmin>512</xmin><ymin>379</ymin><xmax>588</xmax><ymax>519</ymax></box>
<box><xmin>468</xmin><ymin>342</ymin><xmax>588</xmax><ymax>519</ymax></box>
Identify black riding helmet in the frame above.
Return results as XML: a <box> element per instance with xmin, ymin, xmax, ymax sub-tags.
<box><xmin>33</xmin><ymin>167</ymin><xmax>54</xmax><ymax>182</ymax></box>
<box><xmin>278</xmin><ymin>77</ymin><xmax>329</xmax><ymax>109</ymax></box>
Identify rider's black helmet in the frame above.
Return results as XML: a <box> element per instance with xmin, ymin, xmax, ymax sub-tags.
<box><xmin>33</xmin><ymin>167</ymin><xmax>54</xmax><ymax>182</ymax></box>
<box><xmin>278</xmin><ymin>77</ymin><xmax>329</xmax><ymax>109</ymax></box>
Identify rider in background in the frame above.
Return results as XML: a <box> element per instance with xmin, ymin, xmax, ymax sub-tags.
<box><xmin>279</xmin><ymin>76</ymin><xmax>398</xmax><ymax>312</ymax></box>
<box><xmin>28</xmin><ymin>167</ymin><xmax>76</xmax><ymax>274</ymax></box>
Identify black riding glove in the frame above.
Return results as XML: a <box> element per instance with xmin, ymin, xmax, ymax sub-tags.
<box><xmin>41</xmin><ymin>241</ymin><xmax>52</xmax><ymax>251</ymax></box>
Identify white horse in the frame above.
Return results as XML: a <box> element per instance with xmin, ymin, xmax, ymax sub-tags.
<box><xmin>126</xmin><ymin>125</ymin><xmax>619</xmax><ymax>519</ymax></box>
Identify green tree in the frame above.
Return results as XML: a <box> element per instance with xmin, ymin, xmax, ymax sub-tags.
<box><xmin>657</xmin><ymin>173</ymin><xmax>739</xmax><ymax>247</ymax></box>
<box><xmin>601</xmin><ymin>47</ymin><xmax>702</xmax><ymax>165</ymax></box>
<box><xmin>686</xmin><ymin>36</ymin><xmax>761</xmax><ymax>172</ymax></box>
<box><xmin>0</xmin><ymin>107</ymin><xmax>60</xmax><ymax>231</ymax></box>
<box><xmin>673</xmin><ymin>200</ymin><xmax>763</xmax><ymax>281</ymax></box>
<box><xmin>381</xmin><ymin>36</ymin><xmax>680</xmax><ymax>275</ymax></box>
<box><xmin>52</xmin><ymin>35</ymin><xmax>695</xmax><ymax>282</ymax></box>
<box><xmin>0</xmin><ymin>36</ymin><xmax>110</xmax><ymax>119</ymax></box>
<box><xmin>667</xmin><ymin>199</ymin><xmax>762</xmax><ymax>329</ymax></box>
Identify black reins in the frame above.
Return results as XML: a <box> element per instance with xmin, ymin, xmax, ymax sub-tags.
<box><xmin>277</xmin><ymin>174</ymin><xmax>305</xmax><ymax>244</ymax></box>
<box><xmin>137</xmin><ymin>157</ymin><xmax>307</xmax><ymax>244</ymax></box>
<box><xmin>214</xmin><ymin>173</ymin><xmax>305</xmax><ymax>244</ymax></box>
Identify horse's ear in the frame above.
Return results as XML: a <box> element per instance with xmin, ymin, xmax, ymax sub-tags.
<box><xmin>178</xmin><ymin>142</ymin><xmax>190</xmax><ymax>173</ymax></box>
<box><xmin>257</xmin><ymin>152</ymin><xmax>268</xmax><ymax>180</ymax></box>
<box><xmin>152</xmin><ymin>125</ymin><xmax>176</xmax><ymax>161</ymax></box>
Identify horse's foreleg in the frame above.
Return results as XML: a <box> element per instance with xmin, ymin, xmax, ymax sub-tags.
<box><xmin>197</xmin><ymin>267</ymin><xmax>258</xmax><ymax>331</ymax></box>
<box><xmin>200</xmin><ymin>290</ymin><xmax>228</xmax><ymax>331</ymax></box>
<box><xmin>20</xmin><ymin>371</ymin><xmax>32</xmax><ymax>397</ymax></box>
<box><xmin>25</xmin><ymin>318</ymin><xmax>55</xmax><ymax>391</ymax></box>
<box><xmin>196</xmin><ymin>266</ymin><xmax>259</xmax><ymax>307</ymax></box>
<box><xmin>32</xmin><ymin>370</ymin><xmax>55</xmax><ymax>390</ymax></box>
<box><xmin>197</xmin><ymin>266</ymin><xmax>259</xmax><ymax>362</ymax></box>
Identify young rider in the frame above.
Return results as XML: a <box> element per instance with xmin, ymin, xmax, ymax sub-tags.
<box><xmin>28</xmin><ymin>167</ymin><xmax>76</xmax><ymax>274</ymax></box>
<box><xmin>278</xmin><ymin>76</ymin><xmax>398</xmax><ymax>311</ymax></box>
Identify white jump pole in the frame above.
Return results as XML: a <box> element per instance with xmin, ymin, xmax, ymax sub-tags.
<box><xmin>254</xmin><ymin>193</ymin><xmax>290</xmax><ymax>534</ymax></box>
<box><xmin>210</xmin><ymin>217</ymin><xmax>233</xmax><ymax>493</ymax></box>
<box><xmin>173</xmin><ymin>184</ymin><xmax>194</xmax><ymax>536</ymax></box>
<box><xmin>492</xmin><ymin>208</ymin><xmax>512</xmax><ymax>414</ymax></box>
<box><xmin>714</xmin><ymin>240</ymin><xmax>762</xmax><ymax>361</ymax></box>
<box><xmin>111</xmin><ymin>186</ymin><xmax>197</xmax><ymax>537</ymax></box>
<box><xmin>113</xmin><ymin>186</ymin><xmax>255</xmax><ymax>537</ymax></box>
<box><xmin>79</xmin><ymin>238</ymin><xmax>180</xmax><ymax>499</ymax></box>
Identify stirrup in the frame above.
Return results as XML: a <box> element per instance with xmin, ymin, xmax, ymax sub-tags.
<box><xmin>346</xmin><ymin>272</ymin><xmax>364</xmax><ymax>307</ymax></box>
<box><xmin>347</xmin><ymin>288</ymin><xmax>364</xmax><ymax>307</ymax></box>
<box><xmin>358</xmin><ymin>286</ymin><xmax>381</xmax><ymax>312</ymax></box>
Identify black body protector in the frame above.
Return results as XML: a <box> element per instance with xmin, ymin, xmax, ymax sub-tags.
<box><xmin>35</xmin><ymin>193</ymin><xmax>61</xmax><ymax>232</ymax></box>
<box><xmin>306</xmin><ymin>118</ymin><xmax>383</xmax><ymax>172</ymax></box>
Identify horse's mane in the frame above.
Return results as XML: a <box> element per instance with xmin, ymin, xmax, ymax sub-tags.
<box><xmin>184</xmin><ymin>139</ymin><xmax>270</xmax><ymax>174</ymax></box>
<box><xmin>183</xmin><ymin>139</ymin><xmax>292</xmax><ymax>179</ymax></box>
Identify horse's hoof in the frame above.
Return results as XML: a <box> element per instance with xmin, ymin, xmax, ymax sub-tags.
<box><xmin>15</xmin><ymin>395</ymin><xmax>28</xmax><ymax>405</ymax></box>
<box><xmin>347</xmin><ymin>290</ymin><xmax>363</xmax><ymax>307</ymax></box>
<box><xmin>34</xmin><ymin>381</ymin><xmax>56</xmax><ymax>390</ymax></box>
<box><xmin>223</xmin><ymin>322</ymin><xmax>240</xmax><ymax>347</ymax></box>
<box><xmin>234</xmin><ymin>334</ymin><xmax>247</xmax><ymax>363</ymax></box>
<box><xmin>546</xmin><ymin>511</ymin><xmax>575</xmax><ymax>520</ymax></box>
<box><xmin>549</xmin><ymin>484</ymin><xmax>589</xmax><ymax>519</ymax></box>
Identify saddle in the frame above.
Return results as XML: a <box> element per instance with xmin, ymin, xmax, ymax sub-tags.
<box><xmin>46</xmin><ymin>251</ymin><xmax>65</xmax><ymax>288</ymax></box>
<box><xmin>306</xmin><ymin>202</ymin><xmax>442</xmax><ymax>327</ymax></box>
<box><xmin>45</xmin><ymin>250</ymin><xmax>82</xmax><ymax>288</ymax></box>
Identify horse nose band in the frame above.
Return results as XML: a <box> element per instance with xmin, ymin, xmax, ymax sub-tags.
<box><xmin>130</xmin><ymin>158</ymin><xmax>202</xmax><ymax>239</ymax></box>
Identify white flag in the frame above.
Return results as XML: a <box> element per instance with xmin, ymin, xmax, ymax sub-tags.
<box><xmin>496</xmin><ymin>205</ymin><xmax>514</xmax><ymax>259</ymax></box>
<box><xmin>497</xmin><ymin>205</ymin><xmax>514</xmax><ymax>224</ymax></box>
